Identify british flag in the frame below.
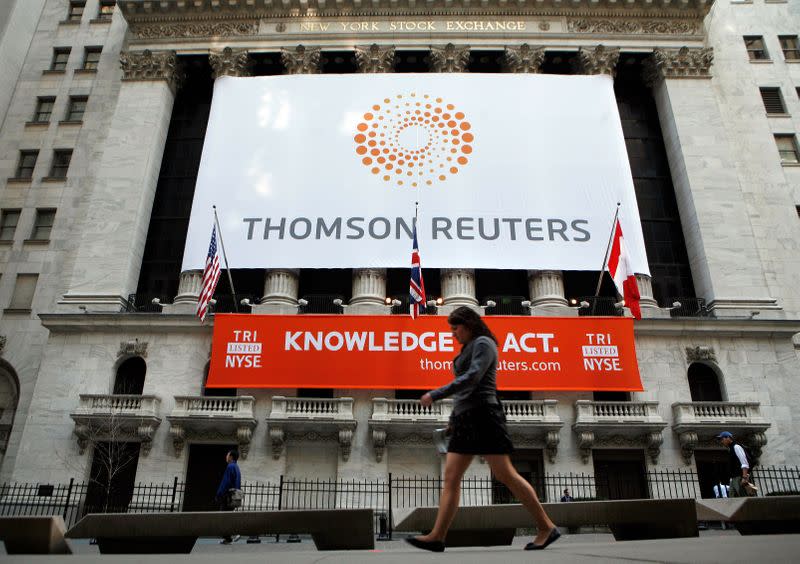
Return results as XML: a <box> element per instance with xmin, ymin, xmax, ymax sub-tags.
<box><xmin>409</xmin><ymin>222</ymin><xmax>426</xmax><ymax>319</ymax></box>
<box><xmin>196</xmin><ymin>224</ymin><xmax>221</xmax><ymax>322</ymax></box>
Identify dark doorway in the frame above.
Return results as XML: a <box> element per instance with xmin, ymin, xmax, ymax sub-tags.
<box><xmin>184</xmin><ymin>444</ymin><xmax>236</xmax><ymax>511</ymax></box>
<box><xmin>83</xmin><ymin>442</ymin><xmax>141</xmax><ymax>515</ymax></box>
<box><xmin>113</xmin><ymin>357</ymin><xmax>146</xmax><ymax>395</ymax></box>
<box><xmin>493</xmin><ymin>449</ymin><xmax>545</xmax><ymax>503</ymax></box>
<box><xmin>593</xmin><ymin>450</ymin><xmax>648</xmax><ymax>500</ymax></box>
<box><xmin>695</xmin><ymin>449</ymin><xmax>730</xmax><ymax>499</ymax></box>
<box><xmin>688</xmin><ymin>363</ymin><xmax>724</xmax><ymax>401</ymax></box>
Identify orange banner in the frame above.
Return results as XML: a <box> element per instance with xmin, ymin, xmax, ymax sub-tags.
<box><xmin>207</xmin><ymin>314</ymin><xmax>642</xmax><ymax>391</ymax></box>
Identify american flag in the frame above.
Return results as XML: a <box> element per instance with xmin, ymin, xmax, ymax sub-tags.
<box><xmin>409</xmin><ymin>222</ymin><xmax>426</xmax><ymax>319</ymax></box>
<box><xmin>196</xmin><ymin>224</ymin><xmax>221</xmax><ymax>322</ymax></box>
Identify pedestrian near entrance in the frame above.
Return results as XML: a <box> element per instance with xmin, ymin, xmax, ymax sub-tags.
<box><xmin>717</xmin><ymin>431</ymin><xmax>756</xmax><ymax>497</ymax></box>
<box><xmin>406</xmin><ymin>307</ymin><xmax>560</xmax><ymax>553</ymax></box>
<box><xmin>561</xmin><ymin>489</ymin><xmax>574</xmax><ymax>502</ymax></box>
<box><xmin>216</xmin><ymin>449</ymin><xmax>242</xmax><ymax>545</ymax></box>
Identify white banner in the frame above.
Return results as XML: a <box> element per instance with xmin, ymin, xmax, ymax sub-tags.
<box><xmin>182</xmin><ymin>74</ymin><xmax>649</xmax><ymax>274</ymax></box>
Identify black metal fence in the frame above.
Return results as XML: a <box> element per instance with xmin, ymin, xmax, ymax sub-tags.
<box><xmin>482</xmin><ymin>295</ymin><xmax>529</xmax><ymax>316</ymax></box>
<box><xmin>2</xmin><ymin>468</ymin><xmax>798</xmax><ymax>536</ymax></box>
<box><xmin>122</xmin><ymin>293</ymin><xmax>167</xmax><ymax>313</ymax></box>
<box><xmin>577</xmin><ymin>296</ymin><xmax>624</xmax><ymax>316</ymax></box>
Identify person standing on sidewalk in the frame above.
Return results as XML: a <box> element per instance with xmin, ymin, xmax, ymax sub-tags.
<box><xmin>216</xmin><ymin>449</ymin><xmax>242</xmax><ymax>545</ymax></box>
<box><xmin>717</xmin><ymin>431</ymin><xmax>755</xmax><ymax>497</ymax></box>
<box><xmin>406</xmin><ymin>306</ymin><xmax>560</xmax><ymax>553</ymax></box>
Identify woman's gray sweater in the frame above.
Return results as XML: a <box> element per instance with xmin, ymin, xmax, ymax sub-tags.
<box><xmin>428</xmin><ymin>335</ymin><xmax>499</xmax><ymax>415</ymax></box>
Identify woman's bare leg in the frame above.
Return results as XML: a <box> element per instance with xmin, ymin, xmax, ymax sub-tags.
<box><xmin>485</xmin><ymin>454</ymin><xmax>556</xmax><ymax>545</ymax></box>
<box><xmin>416</xmin><ymin>453</ymin><xmax>474</xmax><ymax>542</ymax></box>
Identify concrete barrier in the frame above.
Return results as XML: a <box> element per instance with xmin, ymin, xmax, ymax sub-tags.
<box><xmin>66</xmin><ymin>509</ymin><xmax>375</xmax><ymax>553</ymax></box>
<box><xmin>696</xmin><ymin>496</ymin><xmax>800</xmax><ymax>535</ymax></box>
<box><xmin>0</xmin><ymin>516</ymin><xmax>73</xmax><ymax>554</ymax></box>
<box><xmin>394</xmin><ymin>499</ymin><xmax>698</xmax><ymax>545</ymax></box>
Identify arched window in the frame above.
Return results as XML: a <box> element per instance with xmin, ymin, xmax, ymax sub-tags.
<box><xmin>113</xmin><ymin>357</ymin><xmax>146</xmax><ymax>395</ymax></box>
<box><xmin>688</xmin><ymin>362</ymin><xmax>724</xmax><ymax>402</ymax></box>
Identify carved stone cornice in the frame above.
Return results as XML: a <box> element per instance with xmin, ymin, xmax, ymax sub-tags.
<box><xmin>281</xmin><ymin>45</ymin><xmax>322</xmax><ymax>74</ymax></box>
<box><xmin>685</xmin><ymin>345</ymin><xmax>716</xmax><ymax>363</ymax></box>
<box><xmin>118</xmin><ymin>340</ymin><xmax>148</xmax><ymax>358</ymax></box>
<box><xmin>355</xmin><ymin>44</ymin><xmax>396</xmax><ymax>73</ymax></box>
<box><xmin>644</xmin><ymin>47</ymin><xmax>714</xmax><ymax>84</ymax></box>
<box><xmin>430</xmin><ymin>43</ymin><xmax>470</xmax><ymax>73</ymax></box>
<box><xmin>120</xmin><ymin>50</ymin><xmax>184</xmax><ymax>92</ymax></box>
<box><xmin>209</xmin><ymin>47</ymin><xmax>253</xmax><ymax>79</ymax></box>
<box><xmin>575</xmin><ymin>45</ymin><xmax>620</xmax><ymax>76</ymax></box>
<box><xmin>567</xmin><ymin>18</ymin><xmax>699</xmax><ymax>35</ymax></box>
<box><xmin>503</xmin><ymin>44</ymin><xmax>545</xmax><ymax>73</ymax></box>
<box><xmin>132</xmin><ymin>21</ymin><xmax>258</xmax><ymax>40</ymax></box>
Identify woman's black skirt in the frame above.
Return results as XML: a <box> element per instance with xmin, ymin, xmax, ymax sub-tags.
<box><xmin>447</xmin><ymin>404</ymin><xmax>514</xmax><ymax>455</ymax></box>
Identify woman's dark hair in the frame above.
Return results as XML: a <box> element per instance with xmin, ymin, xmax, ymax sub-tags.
<box><xmin>447</xmin><ymin>306</ymin><xmax>498</xmax><ymax>344</ymax></box>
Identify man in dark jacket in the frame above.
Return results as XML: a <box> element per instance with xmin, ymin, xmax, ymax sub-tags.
<box><xmin>717</xmin><ymin>431</ymin><xmax>754</xmax><ymax>497</ymax></box>
<box><xmin>216</xmin><ymin>449</ymin><xmax>242</xmax><ymax>544</ymax></box>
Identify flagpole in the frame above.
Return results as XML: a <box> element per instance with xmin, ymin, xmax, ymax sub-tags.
<box><xmin>213</xmin><ymin>205</ymin><xmax>238</xmax><ymax>313</ymax></box>
<box><xmin>591</xmin><ymin>202</ymin><xmax>621</xmax><ymax>315</ymax></box>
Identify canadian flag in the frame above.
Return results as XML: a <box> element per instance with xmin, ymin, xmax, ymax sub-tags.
<box><xmin>607</xmin><ymin>218</ymin><xmax>642</xmax><ymax>320</ymax></box>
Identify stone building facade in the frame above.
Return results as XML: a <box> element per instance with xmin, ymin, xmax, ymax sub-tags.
<box><xmin>0</xmin><ymin>0</ymin><xmax>799</xmax><ymax>502</ymax></box>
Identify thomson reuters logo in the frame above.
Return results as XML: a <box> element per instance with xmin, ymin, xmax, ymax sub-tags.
<box><xmin>354</xmin><ymin>93</ymin><xmax>474</xmax><ymax>188</ymax></box>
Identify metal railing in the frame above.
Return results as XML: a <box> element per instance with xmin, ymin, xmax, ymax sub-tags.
<box><xmin>666</xmin><ymin>297</ymin><xmax>709</xmax><ymax>318</ymax></box>
<box><xmin>576</xmin><ymin>296</ymin><xmax>624</xmax><ymax>317</ymax></box>
<box><xmin>209</xmin><ymin>294</ymin><xmax>258</xmax><ymax>314</ymax></box>
<box><xmin>482</xmin><ymin>295</ymin><xmax>529</xmax><ymax>316</ymax></box>
<box><xmin>122</xmin><ymin>294</ymin><xmax>166</xmax><ymax>313</ymax></box>
<box><xmin>298</xmin><ymin>294</ymin><xmax>345</xmax><ymax>314</ymax></box>
<box><xmin>3</xmin><ymin>467</ymin><xmax>799</xmax><ymax>537</ymax></box>
<box><xmin>389</xmin><ymin>295</ymin><xmax>438</xmax><ymax>316</ymax></box>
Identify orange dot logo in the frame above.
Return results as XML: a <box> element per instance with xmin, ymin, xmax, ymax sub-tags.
<box><xmin>354</xmin><ymin>93</ymin><xmax>473</xmax><ymax>188</ymax></box>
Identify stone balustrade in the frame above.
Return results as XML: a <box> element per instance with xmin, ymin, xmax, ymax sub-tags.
<box><xmin>267</xmin><ymin>396</ymin><xmax>357</xmax><ymax>461</ymax></box>
<box><xmin>70</xmin><ymin>394</ymin><xmax>162</xmax><ymax>456</ymax></box>
<box><xmin>671</xmin><ymin>402</ymin><xmax>770</xmax><ymax>464</ymax></box>
<box><xmin>573</xmin><ymin>400</ymin><xmax>667</xmax><ymax>464</ymax></box>
<box><xmin>167</xmin><ymin>395</ymin><xmax>257</xmax><ymax>459</ymax></box>
<box><xmin>371</xmin><ymin>398</ymin><xmax>452</xmax><ymax>423</ymax></box>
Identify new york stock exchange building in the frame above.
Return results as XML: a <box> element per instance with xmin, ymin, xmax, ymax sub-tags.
<box><xmin>0</xmin><ymin>0</ymin><xmax>799</xmax><ymax>518</ymax></box>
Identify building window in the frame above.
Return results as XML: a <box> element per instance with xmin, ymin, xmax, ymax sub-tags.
<box><xmin>49</xmin><ymin>150</ymin><xmax>73</xmax><ymax>178</ymax></box>
<box><xmin>775</xmin><ymin>134</ymin><xmax>800</xmax><ymax>164</ymax></box>
<box><xmin>67</xmin><ymin>1</ymin><xmax>85</xmax><ymax>23</ymax></box>
<box><xmin>744</xmin><ymin>36</ymin><xmax>769</xmax><ymax>61</ymax></box>
<box><xmin>0</xmin><ymin>210</ymin><xmax>21</xmax><ymax>241</ymax></box>
<box><xmin>32</xmin><ymin>97</ymin><xmax>55</xmax><ymax>123</ymax></box>
<box><xmin>97</xmin><ymin>0</ymin><xmax>115</xmax><ymax>21</ymax></box>
<box><xmin>8</xmin><ymin>274</ymin><xmax>38</xmax><ymax>310</ymax></box>
<box><xmin>760</xmin><ymin>87</ymin><xmax>787</xmax><ymax>114</ymax></box>
<box><xmin>14</xmin><ymin>150</ymin><xmax>38</xmax><ymax>180</ymax></box>
<box><xmin>65</xmin><ymin>96</ymin><xmax>87</xmax><ymax>122</ymax></box>
<box><xmin>82</xmin><ymin>47</ymin><xmax>102</xmax><ymax>70</ymax></box>
<box><xmin>50</xmin><ymin>48</ymin><xmax>71</xmax><ymax>71</ymax></box>
<box><xmin>779</xmin><ymin>35</ymin><xmax>800</xmax><ymax>60</ymax></box>
<box><xmin>31</xmin><ymin>209</ymin><xmax>56</xmax><ymax>241</ymax></box>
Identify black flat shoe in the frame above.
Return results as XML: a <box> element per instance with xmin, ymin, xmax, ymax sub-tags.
<box><xmin>524</xmin><ymin>528</ymin><xmax>561</xmax><ymax>551</ymax></box>
<box><xmin>405</xmin><ymin>537</ymin><xmax>445</xmax><ymax>552</ymax></box>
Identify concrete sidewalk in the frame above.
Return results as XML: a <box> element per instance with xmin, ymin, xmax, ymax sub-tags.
<box><xmin>2</xmin><ymin>532</ymin><xmax>799</xmax><ymax>563</ymax></box>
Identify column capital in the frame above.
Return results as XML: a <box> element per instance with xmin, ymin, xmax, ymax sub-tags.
<box><xmin>645</xmin><ymin>47</ymin><xmax>714</xmax><ymax>84</ymax></box>
<box><xmin>576</xmin><ymin>45</ymin><xmax>620</xmax><ymax>77</ymax></box>
<box><xmin>120</xmin><ymin>49</ymin><xmax>184</xmax><ymax>92</ymax></box>
<box><xmin>430</xmin><ymin>43</ymin><xmax>470</xmax><ymax>73</ymax></box>
<box><xmin>355</xmin><ymin>44</ymin><xmax>396</xmax><ymax>73</ymax></box>
<box><xmin>503</xmin><ymin>44</ymin><xmax>545</xmax><ymax>74</ymax></box>
<box><xmin>281</xmin><ymin>45</ymin><xmax>322</xmax><ymax>75</ymax></box>
<box><xmin>209</xmin><ymin>47</ymin><xmax>252</xmax><ymax>79</ymax></box>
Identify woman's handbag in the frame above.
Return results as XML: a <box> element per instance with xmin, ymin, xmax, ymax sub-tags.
<box><xmin>227</xmin><ymin>488</ymin><xmax>244</xmax><ymax>509</ymax></box>
<box><xmin>433</xmin><ymin>424</ymin><xmax>452</xmax><ymax>455</ymax></box>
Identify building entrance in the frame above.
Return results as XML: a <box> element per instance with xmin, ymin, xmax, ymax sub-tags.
<box><xmin>492</xmin><ymin>449</ymin><xmax>544</xmax><ymax>503</ymax></box>
<box><xmin>83</xmin><ymin>442</ymin><xmax>141</xmax><ymax>515</ymax></box>
<box><xmin>593</xmin><ymin>450</ymin><xmax>648</xmax><ymax>500</ymax></box>
<box><xmin>695</xmin><ymin>449</ymin><xmax>730</xmax><ymax>498</ymax></box>
<box><xmin>183</xmin><ymin>443</ymin><xmax>236</xmax><ymax>511</ymax></box>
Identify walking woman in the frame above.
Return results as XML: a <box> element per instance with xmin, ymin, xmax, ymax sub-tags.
<box><xmin>406</xmin><ymin>306</ymin><xmax>560</xmax><ymax>552</ymax></box>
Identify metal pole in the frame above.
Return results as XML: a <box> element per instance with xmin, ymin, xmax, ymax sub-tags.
<box><xmin>213</xmin><ymin>205</ymin><xmax>238</xmax><ymax>312</ymax></box>
<box><xmin>63</xmin><ymin>478</ymin><xmax>74</xmax><ymax>522</ymax></box>
<box><xmin>591</xmin><ymin>203</ymin><xmax>621</xmax><ymax>315</ymax></box>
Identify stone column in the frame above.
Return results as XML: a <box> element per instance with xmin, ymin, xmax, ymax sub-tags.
<box><xmin>645</xmin><ymin>47</ymin><xmax>777</xmax><ymax>316</ymax></box>
<box><xmin>528</xmin><ymin>270</ymin><xmax>569</xmax><ymax>310</ymax></box>
<box><xmin>60</xmin><ymin>50</ymin><xmax>183</xmax><ymax>311</ymax></box>
<box><xmin>502</xmin><ymin>44</ymin><xmax>545</xmax><ymax>73</ymax></box>
<box><xmin>429</xmin><ymin>43</ymin><xmax>470</xmax><ymax>73</ymax></box>
<box><xmin>281</xmin><ymin>45</ymin><xmax>322</xmax><ymax>75</ymax></box>
<box><xmin>355</xmin><ymin>44</ymin><xmax>395</xmax><ymax>73</ymax></box>
<box><xmin>575</xmin><ymin>45</ymin><xmax>620</xmax><ymax>77</ymax></box>
<box><xmin>257</xmin><ymin>269</ymin><xmax>300</xmax><ymax>314</ymax></box>
<box><xmin>635</xmin><ymin>274</ymin><xmax>659</xmax><ymax>310</ymax></box>
<box><xmin>168</xmin><ymin>48</ymin><xmax>252</xmax><ymax>314</ymax></box>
